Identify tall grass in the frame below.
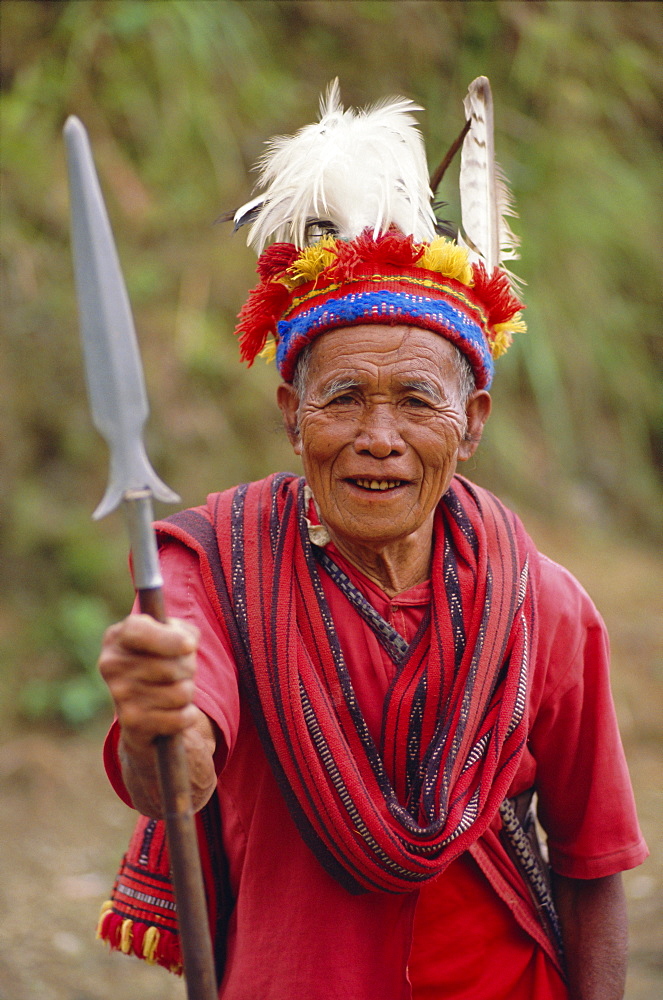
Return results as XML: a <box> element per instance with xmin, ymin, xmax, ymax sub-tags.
<box><xmin>1</xmin><ymin>0</ymin><xmax>661</xmax><ymax>725</ymax></box>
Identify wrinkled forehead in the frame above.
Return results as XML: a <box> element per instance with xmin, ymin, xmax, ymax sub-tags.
<box><xmin>303</xmin><ymin>323</ymin><xmax>462</xmax><ymax>391</ymax></box>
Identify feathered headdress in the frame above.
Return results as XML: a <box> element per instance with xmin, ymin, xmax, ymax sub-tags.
<box><xmin>230</xmin><ymin>77</ymin><xmax>525</xmax><ymax>389</ymax></box>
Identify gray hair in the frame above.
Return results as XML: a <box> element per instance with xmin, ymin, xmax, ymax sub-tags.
<box><xmin>292</xmin><ymin>342</ymin><xmax>313</xmax><ymax>400</ymax></box>
<box><xmin>291</xmin><ymin>338</ymin><xmax>476</xmax><ymax>408</ymax></box>
<box><xmin>450</xmin><ymin>348</ymin><xmax>476</xmax><ymax>408</ymax></box>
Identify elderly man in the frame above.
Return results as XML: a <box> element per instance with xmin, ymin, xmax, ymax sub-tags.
<box><xmin>97</xmin><ymin>83</ymin><xmax>646</xmax><ymax>1000</ymax></box>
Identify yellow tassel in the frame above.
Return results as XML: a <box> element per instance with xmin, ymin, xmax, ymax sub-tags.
<box><xmin>490</xmin><ymin>314</ymin><xmax>527</xmax><ymax>358</ymax></box>
<box><xmin>276</xmin><ymin>273</ymin><xmax>297</xmax><ymax>291</ymax></box>
<box><xmin>490</xmin><ymin>327</ymin><xmax>512</xmax><ymax>359</ymax></box>
<box><xmin>417</xmin><ymin>238</ymin><xmax>473</xmax><ymax>285</ymax></box>
<box><xmin>497</xmin><ymin>314</ymin><xmax>527</xmax><ymax>337</ymax></box>
<box><xmin>120</xmin><ymin>918</ymin><xmax>133</xmax><ymax>954</ymax></box>
<box><xmin>258</xmin><ymin>339</ymin><xmax>277</xmax><ymax>363</ymax></box>
<box><xmin>142</xmin><ymin>925</ymin><xmax>160</xmax><ymax>965</ymax></box>
<box><xmin>96</xmin><ymin>900</ymin><xmax>113</xmax><ymax>940</ymax></box>
<box><xmin>288</xmin><ymin>237</ymin><xmax>338</xmax><ymax>284</ymax></box>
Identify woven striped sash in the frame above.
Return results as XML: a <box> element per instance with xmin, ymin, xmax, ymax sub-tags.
<box><xmin>158</xmin><ymin>473</ymin><xmax>538</xmax><ymax>894</ymax></box>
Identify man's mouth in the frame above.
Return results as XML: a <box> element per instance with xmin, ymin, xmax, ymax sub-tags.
<box><xmin>350</xmin><ymin>478</ymin><xmax>405</xmax><ymax>492</ymax></box>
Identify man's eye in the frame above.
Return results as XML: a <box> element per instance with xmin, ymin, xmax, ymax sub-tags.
<box><xmin>404</xmin><ymin>395</ymin><xmax>432</xmax><ymax>408</ymax></box>
<box><xmin>328</xmin><ymin>393</ymin><xmax>356</xmax><ymax>405</ymax></box>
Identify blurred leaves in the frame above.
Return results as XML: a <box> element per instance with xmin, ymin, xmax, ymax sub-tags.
<box><xmin>1</xmin><ymin>0</ymin><xmax>661</xmax><ymax>728</ymax></box>
<box><xmin>20</xmin><ymin>594</ymin><xmax>112</xmax><ymax>727</ymax></box>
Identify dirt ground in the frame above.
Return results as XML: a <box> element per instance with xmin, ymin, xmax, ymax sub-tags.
<box><xmin>0</xmin><ymin>519</ymin><xmax>661</xmax><ymax>1000</ymax></box>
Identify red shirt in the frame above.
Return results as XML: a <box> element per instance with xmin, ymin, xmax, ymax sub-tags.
<box><xmin>105</xmin><ymin>535</ymin><xmax>646</xmax><ymax>1000</ymax></box>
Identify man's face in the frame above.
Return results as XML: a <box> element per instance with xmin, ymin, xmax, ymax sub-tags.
<box><xmin>277</xmin><ymin>324</ymin><xmax>490</xmax><ymax>552</ymax></box>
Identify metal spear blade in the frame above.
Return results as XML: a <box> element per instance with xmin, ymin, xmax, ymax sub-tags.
<box><xmin>64</xmin><ymin>115</ymin><xmax>179</xmax><ymax>519</ymax></box>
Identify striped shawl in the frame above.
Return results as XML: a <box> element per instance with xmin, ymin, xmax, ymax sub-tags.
<box><xmin>99</xmin><ymin>473</ymin><xmax>540</xmax><ymax>972</ymax></box>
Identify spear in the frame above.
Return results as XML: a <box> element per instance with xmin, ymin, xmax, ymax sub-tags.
<box><xmin>64</xmin><ymin>115</ymin><xmax>217</xmax><ymax>1000</ymax></box>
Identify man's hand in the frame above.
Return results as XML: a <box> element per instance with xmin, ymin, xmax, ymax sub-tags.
<box><xmin>99</xmin><ymin>614</ymin><xmax>218</xmax><ymax>817</ymax></box>
<box><xmin>100</xmin><ymin>614</ymin><xmax>200</xmax><ymax>751</ymax></box>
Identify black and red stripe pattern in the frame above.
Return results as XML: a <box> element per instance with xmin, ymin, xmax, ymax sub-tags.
<box><xmin>98</xmin><ymin>793</ymin><xmax>231</xmax><ymax>980</ymax></box>
<box><xmin>157</xmin><ymin>473</ymin><xmax>538</xmax><ymax>895</ymax></box>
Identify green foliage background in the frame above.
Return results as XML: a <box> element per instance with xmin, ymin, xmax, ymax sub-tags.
<box><xmin>1</xmin><ymin>0</ymin><xmax>661</xmax><ymax>727</ymax></box>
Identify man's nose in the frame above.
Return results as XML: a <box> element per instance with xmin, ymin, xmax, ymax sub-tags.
<box><xmin>353</xmin><ymin>405</ymin><xmax>405</xmax><ymax>458</ymax></box>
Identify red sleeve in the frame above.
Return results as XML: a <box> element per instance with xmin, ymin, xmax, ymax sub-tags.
<box><xmin>158</xmin><ymin>540</ymin><xmax>240</xmax><ymax>752</ymax></box>
<box><xmin>103</xmin><ymin>539</ymin><xmax>241</xmax><ymax>805</ymax></box>
<box><xmin>529</xmin><ymin>555</ymin><xmax>648</xmax><ymax>878</ymax></box>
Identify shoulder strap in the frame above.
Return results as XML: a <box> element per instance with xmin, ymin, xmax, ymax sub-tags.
<box><xmin>314</xmin><ymin>548</ymin><xmax>410</xmax><ymax>665</ymax></box>
<box><xmin>499</xmin><ymin>793</ymin><xmax>566</xmax><ymax>972</ymax></box>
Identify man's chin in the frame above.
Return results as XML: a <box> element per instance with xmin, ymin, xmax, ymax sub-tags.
<box><xmin>324</xmin><ymin>508</ymin><xmax>424</xmax><ymax>552</ymax></box>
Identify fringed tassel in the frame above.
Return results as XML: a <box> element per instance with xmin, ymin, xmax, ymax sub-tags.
<box><xmin>97</xmin><ymin>901</ymin><xmax>183</xmax><ymax>976</ymax></box>
<box><xmin>237</xmin><ymin>229</ymin><xmax>527</xmax><ymax>372</ymax></box>
<box><xmin>328</xmin><ymin>229</ymin><xmax>424</xmax><ymax>282</ymax></box>
<box><xmin>235</xmin><ymin>242</ymin><xmax>301</xmax><ymax>366</ymax></box>
<box><xmin>471</xmin><ymin>261</ymin><xmax>524</xmax><ymax>325</ymax></box>
<box><xmin>235</xmin><ymin>279</ymin><xmax>290</xmax><ymax>366</ymax></box>
<box><xmin>470</xmin><ymin>260</ymin><xmax>526</xmax><ymax>358</ymax></box>
<box><xmin>417</xmin><ymin>237</ymin><xmax>473</xmax><ymax>285</ymax></box>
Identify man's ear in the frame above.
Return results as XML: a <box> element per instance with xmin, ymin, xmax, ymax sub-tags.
<box><xmin>277</xmin><ymin>383</ymin><xmax>302</xmax><ymax>455</ymax></box>
<box><xmin>458</xmin><ymin>390</ymin><xmax>491</xmax><ymax>461</ymax></box>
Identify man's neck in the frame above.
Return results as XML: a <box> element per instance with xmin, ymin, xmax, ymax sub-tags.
<box><xmin>325</xmin><ymin>519</ymin><xmax>435</xmax><ymax>598</ymax></box>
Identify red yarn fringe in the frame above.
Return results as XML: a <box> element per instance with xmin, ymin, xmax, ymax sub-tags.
<box><xmin>470</xmin><ymin>262</ymin><xmax>524</xmax><ymax>324</ymax></box>
<box><xmin>236</xmin><ymin>279</ymin><xmax>290</xmax><ymax>365</ymax></box>
<box><xmin>236</xmin><ymin>231</ymin><xmax>525</xmax><ymax>368</ymax></box>
<box><xmin>329</xmin><ymin>229</ymin><xmax>424</xmax><ymax>282</ymax></box>
<box><xmin>236</xmin><ymin>243</ymin><xmax>300</xmax><ymax>365</ymax></box>
<box><xmin>256</xmin><ymin>242</ymin><xmax>300</xmax><ymax>281</ymax></box>
<box><xmin>98</xmin><ymin>906</ymin><xmax>183</xmax><ymax>975</ymax></box>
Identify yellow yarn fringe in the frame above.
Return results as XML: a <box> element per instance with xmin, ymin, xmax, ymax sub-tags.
<box><xmin>501</xmin><ymin>314</ymin><xmax>527</xmax><ymax>337</ymax></box>
<box><xmin>416</xmin><ymin>238</ymin><xmax>473</xmax><ymax>285</ymax></box>
<box><xmin>276</xmin><ymin>272</ymin><xmax>297</xmax><ymax>291</ymax></box>
<box><xmin>491</xmin><ymin>314</ymin><xmax>527</xmax><ymax>359</ymax></box>
<box><xmin>96</xmin><ymin>901</ymin><xmax>180</xmax><ymax>973</ymax></box>
<box><xmin>258</xmin><ymin>339</ymin><xmax>277</xmax><ymax>363</ymax></box>
<box><xmin>120</xmin><ymin>918</ymin><xmax>133</xmax><ymax>954</ymax></box>
<box><xmin>96</xmin><ymin>900</ymin><xmax>113</xmax><ymax>939</ymax></box>
<box><xmin>288</xmin><ymin>237</ymin><xmax>338</xmax><ymax>284</ymax></box>
<box><xmin>142</xmin><ymin>924</ymin><xmax>160</xmax><ymax>965</ymax></box>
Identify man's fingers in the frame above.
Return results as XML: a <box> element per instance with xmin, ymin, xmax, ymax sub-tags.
<box><xmin>100</xmin><ymin>615</ymin><xmax>199</xmax><ymax>701</ymax></box>
<box><xmin>99</xmin><ymin>613</ymin><xmax>203</xmax><ymax>748</ymax></box>
<box><xmin>120</xmin><ymin>697</ymin><xmax>199</xmax><ymax>739</ymax></box>
<box><xmin>104</xmin><ymin>652</ymin><xmax>195</xmax><ymax>686</ymax></box>
<box><xmin>106</xmin><ymin>614</ymin><xmax>199</xmax><ymax>657</ymax></box>
<box><xmin>111</xmin><ymin>669</ymin><xmax>196</xmax><ymax>706</ymax></box>
<box><xmin>99</xmin><ymin>646</ymin><xmax>196</xmax><ymax>691</ymax></box>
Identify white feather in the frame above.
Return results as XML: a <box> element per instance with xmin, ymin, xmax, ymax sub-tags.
<box><xmin>459</xmin><ymin>76</ymin><xmax>521</xmax><ymax>282</ymax></box>
<box><xmin>241</xmin><ymin>78</ymin><xmax>437</xmax><ymax>252</ymax></box>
